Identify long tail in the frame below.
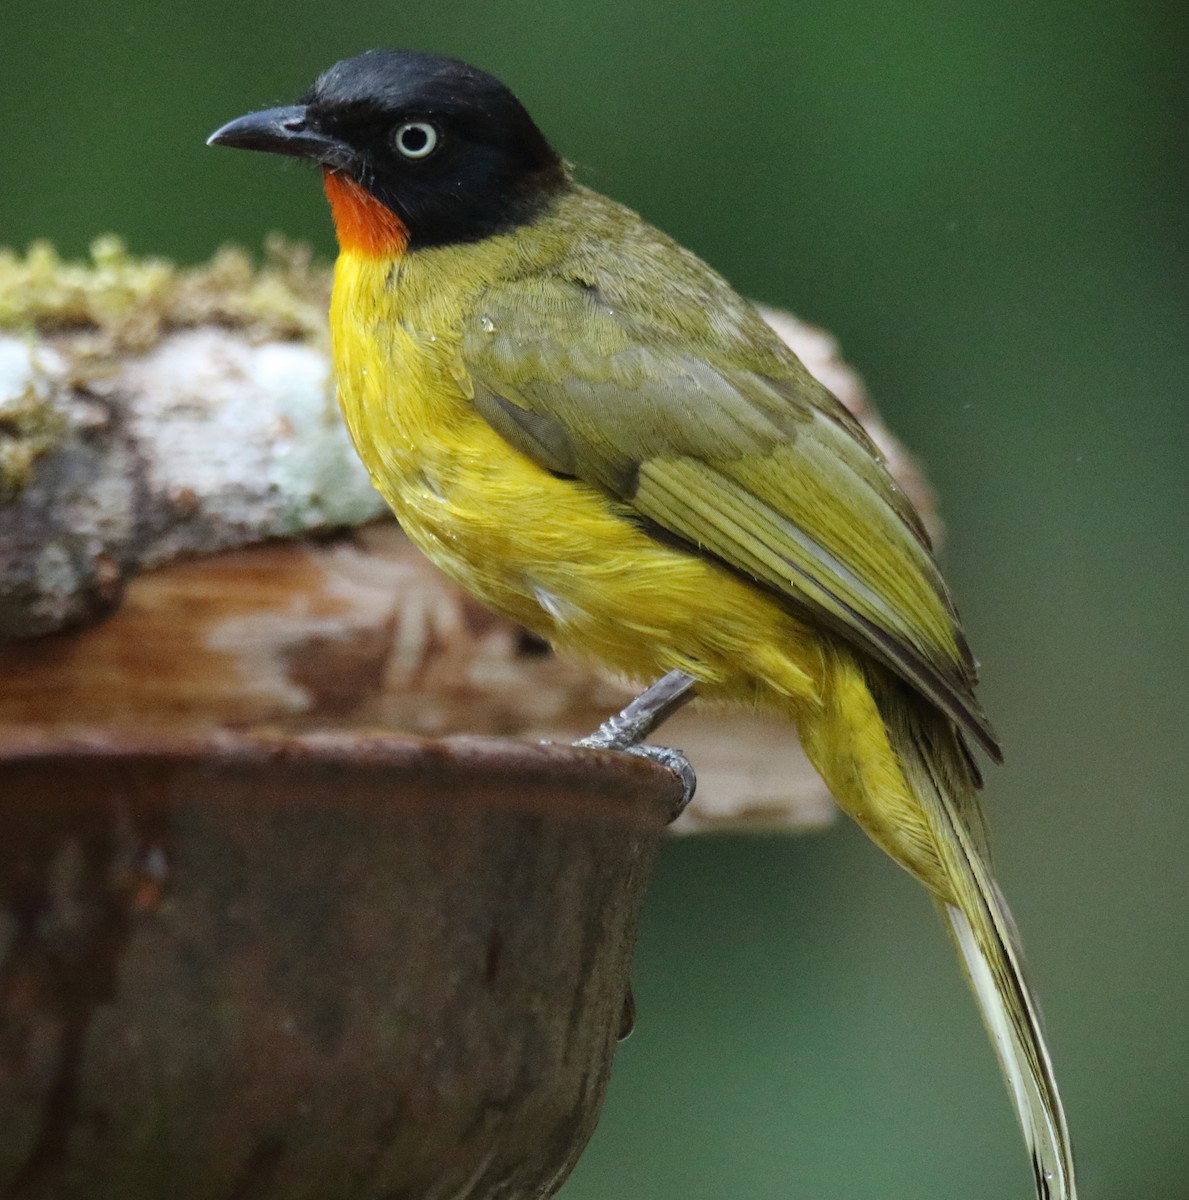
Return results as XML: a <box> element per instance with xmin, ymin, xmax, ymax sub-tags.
<box><xmin>799</xmin><ymin>653</ymin><xmax>1077</xmax><ymax>1200</ymax></box>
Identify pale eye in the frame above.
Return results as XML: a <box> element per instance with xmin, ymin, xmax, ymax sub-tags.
<box><xmin>393</xmin><ymin>121</ymin><xmax>439</xmax><ymax>159</ymax></box>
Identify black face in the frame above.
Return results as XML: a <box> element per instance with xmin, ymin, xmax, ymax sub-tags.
<box><xmin>209</xmin><ymin>50</ymin><xmax>568</xmax><ymax>248</ymax></box>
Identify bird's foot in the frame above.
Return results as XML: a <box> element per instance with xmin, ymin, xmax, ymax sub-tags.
<box><xmin>575</xmin><ymin>732</ymin><xmax>697</xmax><ymax>822</ymax></box>
<box><xmin>572</xmin><ymin>669</ymin><xmax>700</xmax><ymax>822</ymax></box>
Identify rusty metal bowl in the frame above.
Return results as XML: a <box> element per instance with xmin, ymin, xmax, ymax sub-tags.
<box><xmin>0</xmin><ymin>730</ymin><xmax>680</xmax><ymax>1200</ymax></box>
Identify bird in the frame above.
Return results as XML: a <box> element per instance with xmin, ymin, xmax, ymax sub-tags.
<box><xmin>209</xmin><ymin>49</ymin><xmax>1077</xmax><ymax>1199</ymax></box>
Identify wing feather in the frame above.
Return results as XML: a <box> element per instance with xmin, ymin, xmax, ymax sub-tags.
<box><xmin>461</xmin><ymin>273</ymin><xmax>1000</xmax><ymax>760</ymax></box>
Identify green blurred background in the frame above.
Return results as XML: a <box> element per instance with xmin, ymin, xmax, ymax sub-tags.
<box><xmin>3</xmin><ymin>0</ymin><xmax>1186</xmax><ymax>1196</ymax></box>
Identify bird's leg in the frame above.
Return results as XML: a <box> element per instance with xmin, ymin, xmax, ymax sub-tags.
<box><xmin>579</xmin><ymin>669</ymin><xmax>698</xmax><ymax>748</ymax></box>
<box><xmin>576</xmin><ymin>669</ymin><xmax>699</xmax><ymax>819</ymax></box>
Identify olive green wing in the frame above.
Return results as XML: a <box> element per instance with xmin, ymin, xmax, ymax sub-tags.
<box><xmin>459</xmin><ymin>277</ymin><xmax>1000</xmax><ymax>760</ymax></box>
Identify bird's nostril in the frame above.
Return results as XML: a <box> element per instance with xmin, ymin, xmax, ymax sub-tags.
<box><xmin>281</xmin><ymin>116</ymin><xmax>307</xmax><ymax>132</ymax></box>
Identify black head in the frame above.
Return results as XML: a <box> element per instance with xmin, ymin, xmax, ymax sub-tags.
<box><xmin>209</xmin><ymin>50</ymin><xmax>568</xmax><ymax>249</ymax></box>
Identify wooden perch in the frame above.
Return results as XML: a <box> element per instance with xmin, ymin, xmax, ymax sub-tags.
<box><xmin>0</xmin><ymin>239</ymin><xmax>942</xmax><ymax>833</ymax></box>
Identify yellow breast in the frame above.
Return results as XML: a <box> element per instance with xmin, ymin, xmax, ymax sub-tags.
<box><xmin>329</xmin><ymin>246</ymin><xmax>569</xmax><ymax>617</ymax></box>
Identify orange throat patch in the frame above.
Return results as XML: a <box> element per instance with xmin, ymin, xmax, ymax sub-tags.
<box><xmin>322</xmin><ymin>169</ymin><xmax>409</xmax><ymax>257</ymax></box>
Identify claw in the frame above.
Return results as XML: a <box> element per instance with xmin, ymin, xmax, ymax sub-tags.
<box><xmin>622</xmin><ymin>744</ymin><xmax>697</xmax><ymax>822</ymax></box>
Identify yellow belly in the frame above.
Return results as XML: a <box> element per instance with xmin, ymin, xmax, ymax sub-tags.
<box><xmin>329</xmin><ymin>249</ymin><xmax>825</xmax><ymax>711</ymax></box>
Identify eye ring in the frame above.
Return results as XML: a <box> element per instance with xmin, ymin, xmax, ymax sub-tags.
<box><xmin>393</xmin><ymin>121</ymin><xmax>439</xmax><ymax>159</ymax></box>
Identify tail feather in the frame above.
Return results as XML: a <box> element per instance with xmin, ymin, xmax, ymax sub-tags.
<box><xmin>945</xmin><ymin>903</ymin><xmax>1073</xmax><ymax>1200</ymax></box>
<box><xmin>896</xmin><ymin>697</ymin><xmax>1078</xmax><ymax>1200</ymax></box>
<box><xmin>800</xmin><ymin>652</ymin><xmax>1077</xmax><ymax>1200</ymax></box>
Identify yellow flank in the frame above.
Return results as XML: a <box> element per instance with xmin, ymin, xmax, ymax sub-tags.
<box><xmin>329</xmin><ymin>243</ymin><xmax>938</xmax><ymax>891</ymax></box>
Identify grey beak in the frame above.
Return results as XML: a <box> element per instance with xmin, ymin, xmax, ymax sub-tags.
<box><xmin>207</xmin><ymin>105</ymin><xmax>353</xmax><ymax>169</ymax></box>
